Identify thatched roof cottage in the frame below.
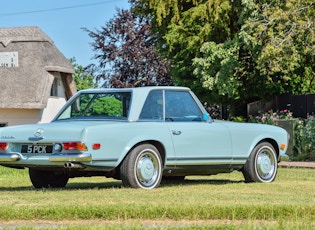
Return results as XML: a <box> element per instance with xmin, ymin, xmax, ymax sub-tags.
<box><xmin>0</xmin><ymin>26</ymin><xmax>76</xmax><ymax>126</ymax></box>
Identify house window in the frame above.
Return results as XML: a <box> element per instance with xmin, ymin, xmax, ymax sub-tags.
<box><xmin>50</xmin><ymin>77</ymin><xmax>58</xmax><ymax>96</ymax></box>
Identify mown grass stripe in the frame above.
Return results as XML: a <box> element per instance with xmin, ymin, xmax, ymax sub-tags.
<box><xmin>0</xmin><ymin>204</ymin><xmax>314</xmax><ymax>221</ymax></box>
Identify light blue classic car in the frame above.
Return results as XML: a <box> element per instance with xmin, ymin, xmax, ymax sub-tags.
<box><xmin>0</xmin><ymin>87</ymin><xmax>289</xmax><ymax>189</ymax></box>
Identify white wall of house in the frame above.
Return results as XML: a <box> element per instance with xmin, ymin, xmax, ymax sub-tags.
<box><xmin>39</xmin><ymin>97</ymin><xmax>66</xmax><ymax>123</ymax></box>
<box><xmin>38</xmin><ymin>72</ymin><xmax>68</xmax><ymax>123</ymax></box>
<box><xmin>0</xmin><ymin>108</ymin><xmax>40</xmax><ymax>126</ymax></box>
<box><xmin>0</xmin><ymin>97</ymin><xmax>67</xmax><ymax>127</ymax></box>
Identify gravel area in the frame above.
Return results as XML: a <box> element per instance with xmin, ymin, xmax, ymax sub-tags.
<box><xmin>279</xmin><ymin>161</ymin><xmax>315</xmax><ymax>169</ymax></box>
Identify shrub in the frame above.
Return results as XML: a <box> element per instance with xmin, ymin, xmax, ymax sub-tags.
<box><xmin>293</xmin><ymin>115</ymin><xmax>315</xmax><ymax>161</ymax></box>
<box><xmin>248</xmin><ymin>110</ymin><xmax>293</xmax><ymax>125</ymax></box>
<box><xmin>248</xmin><ymin>110</ymin><xmax>315</xmax><ymax>161</ymax></box>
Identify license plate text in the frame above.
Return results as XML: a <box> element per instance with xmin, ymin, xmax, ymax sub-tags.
<box><xmin>21</xmin><ymin>145</ymin><xmax>53</xmax><ymax>154</ymax></box>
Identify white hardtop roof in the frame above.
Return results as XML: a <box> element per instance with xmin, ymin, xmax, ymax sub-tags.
<box><xmin>78</xmin><ymin>86</ymin><xmax>190</xmax><ymax>94</ymax></box>
<box><xmin>61</xmin><ymin>86</ymin><xmax>195</xmax><ymax>122</ymax></box>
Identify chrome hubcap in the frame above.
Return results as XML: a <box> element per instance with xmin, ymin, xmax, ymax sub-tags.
<box><xmin>136</xmin><ymin>150</ymin><xmax>160</xmax><ymax>187</ymax></box>
<box><xmin>256</xmin><ymin>147</ymin><xmax>276</xmax><ymax>181</ymax></box>
<box><xmin>138</xmin><ymin>156</ymin><xmax>154</xmax><ymax>181</ymax></box>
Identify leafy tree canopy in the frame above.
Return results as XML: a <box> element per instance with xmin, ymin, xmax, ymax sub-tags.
<box><xmin>131</xmin><ymin>0</ymin><xmax>315</xmax><ymax>115</ymax></box>
<box><xmin>84</xmin><ymin>8</ymin><xmax>172</xmax><ymax>88</ymax></box>
<box><xmin>242</xmin><ymin>0</ymin><xmax>315</xmax><ymax>95</ymax></box>
<box><xmin>130</xmin><ymin>0</ymin><xmax>238</xmax><ymax>101</ymax></box>
<box><xmin>194</xmin><ymin>0</ymin><xmax>314</xmax><ymax>104</ymax></box>
<box><xmin>70</xmin><ymin>58</ymin><xmax>97</xmax><ymax>90</ymax></box>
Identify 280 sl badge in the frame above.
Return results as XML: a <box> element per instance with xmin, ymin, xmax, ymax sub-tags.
<box><xmin>1</xmin><ymin>135</ymin><xmax>15</xmax><ymax>139</ymax></box>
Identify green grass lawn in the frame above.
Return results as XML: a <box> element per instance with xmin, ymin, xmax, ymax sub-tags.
<box><xmin>0</xmin><ymin>166</ymin><xmax>314</xmax><ymax>229</ymax></box>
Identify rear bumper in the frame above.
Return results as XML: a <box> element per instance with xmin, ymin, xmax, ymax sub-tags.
<box><xmin>49</xmin><ymin>153</ymin><xmax>92</xmax><ymax>162</ymax></box>
<box><xmin>0</xmin><ymin>152</ymin><xmax>92</xmax><ymax>163</ymax></box>
<box><xmin>0</xmin><ymin>154</ymin><xmax>20</xmax><ymax>162</ymax></box>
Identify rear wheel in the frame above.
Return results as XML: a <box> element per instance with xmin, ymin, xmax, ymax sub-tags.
<box><xmin>242</xmin><ymin>142</ymin><xmax>278</xmax><ymax>183</ymax></box>
<box><xmin>29</xmin><ymin>169</ymin><xmax>69</xmax><ymax>188</ymax></box>
<box><xmin>120</xmin><ymin>144</ymin><xmax>162</xmax><ymax>189</ymax></box>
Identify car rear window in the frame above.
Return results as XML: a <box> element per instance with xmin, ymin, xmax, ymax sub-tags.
<box><xmin>56</xmin><ymin>92</ymin><xmax>131</xmax><ymax>120</ymax></box>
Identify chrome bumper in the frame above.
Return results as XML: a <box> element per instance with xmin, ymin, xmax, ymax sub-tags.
<box><xmin>49</xmin><ymin>153</ymin><xmax>92</xmax><ymax>162</ymax></box>
<box><xmin>0</xmin><ymin>152</ymin><xmax>92</xmax><ymax>163</ymax></box>
<box><xmin>0</xmin><ymin>154</ymin><xmax>21</xmax><ymax>162</ymax></box>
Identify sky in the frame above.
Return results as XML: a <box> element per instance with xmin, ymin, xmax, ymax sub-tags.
<box><xmin>0</xmin><ymin>0</ymin><xmax>130</xmax><ymax>67</ymax></box>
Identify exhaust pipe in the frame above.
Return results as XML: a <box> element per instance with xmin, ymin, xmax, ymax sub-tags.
<box><xmin>64</xmin><ymin>162</ymin><xmax>84</xmax><ymax>169</ymax></box>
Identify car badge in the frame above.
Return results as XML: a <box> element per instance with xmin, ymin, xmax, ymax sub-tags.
<box><xmin>1</xmin><ymin>135</ymin><xmax>15</xmax><ymax>139</ymax></box>
<box><xmin>34</xmin><ymin>128</ymin><xmax>44</xmax><ymax>137</ymax></box>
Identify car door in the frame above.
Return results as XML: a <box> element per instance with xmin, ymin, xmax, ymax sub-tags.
<box><xmin>165</xmin><ymin>90</ymin><xmax>232</xmax><ymax>167</ymax></box>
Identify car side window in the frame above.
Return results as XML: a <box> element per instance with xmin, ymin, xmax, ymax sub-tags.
<box><xmin>139</xmin><ymin>91</ymin><xmax>163</xmax><ymax>120</ymax></box>
<box><xmin>165</xmin><ymin>91</ymin><xmax>203</xmax><ymax>122</ymax></box>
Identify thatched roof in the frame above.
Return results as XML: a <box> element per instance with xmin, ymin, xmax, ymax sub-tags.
<box><xmin>0</xmin><ymin>26</ymin><xmax>75</xmax><ymax>109</ymax></box>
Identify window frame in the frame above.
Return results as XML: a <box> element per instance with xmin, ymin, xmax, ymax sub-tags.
<box><xmin>139</xmin><ymin>89</ymin><xmax>205</xmax><ymax>122</ymax></box>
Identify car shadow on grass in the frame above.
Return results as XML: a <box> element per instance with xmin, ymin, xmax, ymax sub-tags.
<box><xmin>65</xmin><ymin>179</ymin><xmax>244</xmax><ymax>190</ymax></box>
<box><xmin>0</xmin><ymin>182</ymin><xmax>122</xmax><ymax>191</ymax></box>
<box><xmin>0</xmin><ymin>186</ymin><xmax>34</xmax><ymax>192</ymax></box>
<box><xmin>66</xmin><ymin>181</ymin><xmax>123</xmax><ymax>189</ymax></box>
<box><xmin>65</xmin><ymin>178</ymin><xmax>244</xmax><ymax>190</ymax></box>
<box><xmin>160</xmin><ymin>178</ymin><xmax>245</xmax><ymax>187</ymax></box>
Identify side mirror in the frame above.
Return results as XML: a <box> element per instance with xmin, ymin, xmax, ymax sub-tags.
<box><xmin>203</xmin><ymin>113</ymin><xmax>210</xmax><ymax>121</ymax></box>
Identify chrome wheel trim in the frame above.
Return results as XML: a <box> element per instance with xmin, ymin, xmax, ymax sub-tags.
<box><xmin>256</xmin><ymin>146</ymin><xmax>276</xmax><ymax>181</ymax></box>
<box><xmin>135</xmin><ymin>149</ymin><xmax>161</xmax><ymax>188</ymax></box>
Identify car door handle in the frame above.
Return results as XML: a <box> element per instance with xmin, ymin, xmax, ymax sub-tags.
<box><xmin>172</xmin><ymin>130</ymin><xmax>182</xmax><ymax>135</ymax></box>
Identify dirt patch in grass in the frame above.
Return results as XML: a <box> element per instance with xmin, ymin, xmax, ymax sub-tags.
<box><xmin>279</xmin><ymin>161</ymin><xmax>315</xmax><ymax>169</ymax></box>
<box><xmin>0</xmin><ymin>219</ymin><xmax>278</xmax><ymax>229</ymax></box>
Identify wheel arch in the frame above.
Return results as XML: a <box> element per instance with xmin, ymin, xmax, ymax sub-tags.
<box><xmin>242</xmin><ymin>139</ymin><xmax>279</xmax><ymax>183</ymax></box>
<box><xmin>119</xmin><ymin>140</ymin><xmax>165</xmax><ymax>188</ymax></box>
<box><xmin>257</xmin><ymin>138</ymin><xmax>279</xmax><ymax>158</ymax></box>
<box><xmin>119</xmin><ymin>140</ymin><xmax>166</xmax><ymax>167</ymax></box>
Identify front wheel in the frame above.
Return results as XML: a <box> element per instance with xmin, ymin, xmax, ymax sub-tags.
<box><xmin>120</xmin><ymin>144</ymin><xmax>163</xmax><ymax>189</ymax></box>
<box><xmin>242</xmin><ymin>142</ymin><xmax>278</xmax><ymax>183</ymax></box>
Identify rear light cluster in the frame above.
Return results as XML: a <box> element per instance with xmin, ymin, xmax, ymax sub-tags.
<box><xmin>62</xmin><ymin>142</ymin><xmax>88</xmax><ymax>151</ymax></box>
<box><xmin>0</xmin><ymin>142</ymin><xmax>8</xmax><ymax>151</ymax></box>
<box><xmin>54</xmin><ymin>142</ymin><xmax>101</xmax><ymax>151</ymax></box>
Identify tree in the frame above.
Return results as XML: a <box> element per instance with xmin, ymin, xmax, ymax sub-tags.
<box><xmin>70</xmin><ymin>58</ymin><xmax>97</xmax><ymax>90</ymax></box>
<box><xmin>130</xmin><ymin>0</ymin><xmax>238</xmax><ymax>102</ymax></box>
<box><xmin>131</xmin><ymin>0</ymin><xmax>314</xmax><ymax>116</ymax></box>
<box><xmin>84</xmin><ymin>8</ymin><xmax>172</xmax><ymax>88</ymax></box>
<box><xmin>241</xmin><ymin>0</ymin><xmax>315</xmax><ymax>95</ymax></box>
<box><xmin>194</xmin><ymin>0</ymin><xmax>315</xmax><ymax>113</ymax></box>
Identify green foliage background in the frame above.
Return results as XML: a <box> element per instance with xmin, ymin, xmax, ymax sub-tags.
<box><xmin>71</xmin><ymin>58</ymin><xmax>98</xmax><ymax>90</ymax></box>
<box><xmin>131</xmin><ymin>0</ymin><xmax>314</xmax><ymax>115</ymax></box>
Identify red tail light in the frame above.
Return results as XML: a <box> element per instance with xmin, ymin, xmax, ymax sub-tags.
<box><xmin>63</xmin><ymin>142</ymin><xmax>87</xmax><ymax>151</ymax></box>
<box><xmin>0</xmin><ymin>142</ymin><xmax>8</xmax><ymax>150</ymax></box>
<box><xmin>92</xmin><ymin>143</ymin><xmax>101</xmax><ymax>149</ymax></box>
